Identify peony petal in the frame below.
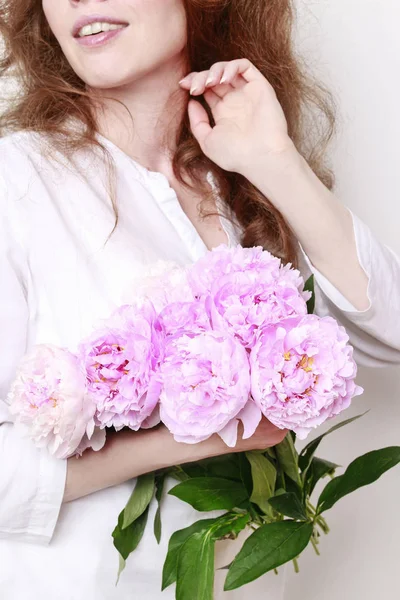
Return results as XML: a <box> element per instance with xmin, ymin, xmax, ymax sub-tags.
<box><xmin>89</xmin><ymin>428</ymin><xmax>107</xmax><ymax>452</ymax></box>
<box><xmin>237</xmin><ymin>401</ymin><xmax>262</xmax><ymax>440</ymax></box>
<box><xmin>141</xmin><ymin>404</ymin><xmax>161</xmax><ymax>429</ymax></box>
<box><xmin>74</xmin><ymin>427</ymin><xmax>107</xmax><ymax>457</ymax></box>
<box><xmin>292</xmin><ymin>425</ymin><xmax>312</xmax><ymax>440</ymax></box>
<box><xmin>218</xmin><ymin>418</ymin><xmax>239</xmax><ymax>447</ymax></box>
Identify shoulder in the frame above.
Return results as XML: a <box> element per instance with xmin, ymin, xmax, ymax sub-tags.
<box><xmin>0</xmin><ymin>131</ymin><xmax>50</xmax><ymax>187</ymax></box>
<box><xmin>0</xmin><ymin>130</ymin><xmax>84</xmax><ymax>206</ymax></box>
<box><xmin>0</xmin><ymin>131</ymin><xmax>61</xmax><ymax>244</ymax></box>
<box><xmin>0</xmin><ymin>130</ymin><xmax>78</xmax><ymax>175</ymax></box>
<box><xmin>0</xmin><ymin>130</ymin><xmax>44</xmax><ymax>158</ymax></box>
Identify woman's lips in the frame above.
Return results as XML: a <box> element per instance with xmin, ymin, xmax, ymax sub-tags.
<box><xmin>75</xmin><ymin>26</ymin><xmax>128</xmax><ymax>48</ymax></box>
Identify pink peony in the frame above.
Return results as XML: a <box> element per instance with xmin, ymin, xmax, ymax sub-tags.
<box><xmin>80</xmin><ymin>300</ymin><xmax>163</xmax><ymax>431</ymax></box>
<box><xmin>189</xmin><ymin>245</ymin><xmax>310</xmax><ymax>348</ymax></box>
<box><xmin>159</xmin><ymin>330</ymin><xmax>260</xmax><ymax>447</ymax></box>
<box><xmin>189</xmin><ymin>245</ymin><xmax>283</xmax><ymax>295</ymax></box>
<box><xmin>122</xmin><ymin>260</ymin><xmax>195</xmax><ymax>313</ymax></box>
<box><xmin>157</xmin><ymin>300</ymin><xmax>211</xmax><ymax>337</ymax></box>
<box><xmin>8</xmin><ymin>345</ymin><xmax>105</xmax><ymax>459</ymax></box>
<box><xmin>250</xmin><ymin>315</ymin><xmax>364</xmax><ymax>439</ymax></box>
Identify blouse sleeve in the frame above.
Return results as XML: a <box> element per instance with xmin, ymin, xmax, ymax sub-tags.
<box><xmin>299</xmin><ymin>210</ymin><xmax>400</xmax><ymax>368</ymax></box>
<box><xmin>0</xmin><ymin>176</ymin><xmax>66</xmax><ymax>545</ymax></box>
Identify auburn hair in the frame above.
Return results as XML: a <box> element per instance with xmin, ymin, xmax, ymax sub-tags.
<box><xmin>0</xmin><ymin>0</ymin><xmax>335</xmax><ymax>267</ymax></box>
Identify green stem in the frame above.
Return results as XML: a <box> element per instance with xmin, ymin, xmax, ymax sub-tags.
<box><xmin>249</xmin><ymin>505</ymin><xmax>259</xmax><ymax>523</ymax></box>
<box><xmin>310</xmin><ymin>535</ymin><xmax>321</xmax><ymax>556</ymax></box>
<box><xmin>306</xmin><ymin>499</ymin><xmax>317</xmax><ymax>515</ymax></box>
<box><xmin>292</xmin><ymin>557</ymin><xmax>300</xmax><ymax>573</ymax></box>
<box><xmin>274</xmin><ymin>569</ymin><xmax>279</xmax><ymax>576</ymax></box>
<box><xmin>305</xmin><ymin>499</ymin><xmax>318</xmax><ymax>523</ymax></box>
<box><xmin>315</xmin><ymin>515</ymin><xmax>330</xmax><ymax>535</ymax></box>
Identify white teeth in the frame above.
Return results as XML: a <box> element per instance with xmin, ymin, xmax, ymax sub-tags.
<box><xmin>91</xmin><ymin>22</ymin><xmax>102</xmax><ymax>34</ymax></box>
<box><xmin>80</xmin><ymin>24</ymin><xmax>93</xmax><ymax>37</ymax></box>
<box><xmin>77</xmin><ymin>22</ymin><xmax>125</xmax><ymax>38</ymax></box>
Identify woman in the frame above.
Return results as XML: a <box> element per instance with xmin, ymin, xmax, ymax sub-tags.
<box><xmin>0</xmin><ymin>0</ymin><xmax>399</xmax><ymax>598</ymax></box>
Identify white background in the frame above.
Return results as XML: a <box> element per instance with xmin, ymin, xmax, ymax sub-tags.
<box><xmin>1</xmin><ymin>1</ymin><xmax>399</xmax><ymax>598</ymax></box>
<box><xmin>284</xmin><ymin>2</ymin><xmax>400</xmax><ymax>599</ymax></box>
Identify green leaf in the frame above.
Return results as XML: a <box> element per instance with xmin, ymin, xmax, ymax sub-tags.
<box><xmin>212</xmin><ymin>512</ymin><xmax>251</xmax><ymax>540</ymax></box>
<box><xmin>122</xmin><ymin>472</ymin><xmax>155</xmax><ymax>530</ymax></box>
<box><xmin>183</xmin><ymin>454</ymin><xmax>242</xmax><ymax>482</ymax></box>
<box><xmin>168</xmin><ymin>477</ymin><xmax>248</xmax><ymax>511</ymax></box>
<box><xmin>176</xmin><ymin>530</ymin><xmax>215</xmax><ymax>600</ymax></box>
<box><xmin>174</xmin><ymin>512</ymin><xmax>251</xmax><ymax>599</ymax></box>
<box><xmin>162</xmin><ymin>518</ymin><xmax>218</xmax><ymax>590</ymax></box>
<box><xmin>207</xmin><ymin>454</ymin><xmax>243</xmax><ymax>481</ymax></box>
<box><xmin>318</xmin><ymin>446</ymin><xmax>400</xmax><ymax>514</ymax></box>
<box><xmin>238</xmin><ymin>452</ymin><xmax>253</xmax><ymax>496</ymax></box>
<box><xmin>275</xmin><ymin>434</ymin><xmax>301</xmax><ymax>486</ymax></box>
<box><xmin>268</xmin><ymin>493</ymin><xmax>307</xmax><ymax>520</ymax></box>
<box><xmin>117</xmin><ymin>554</ymin><xmax>126</xmax><ymax>583</ymax></box>
<box><xmin>304</xmin><ymin>275</ymin><xmax>315</xmax><ymax>314</ymax></box>
<box><xmin>112</xmin><ymin>506</ymin><xmax>149</xmax><ymax>580</ymax></box>
<box><xmin>246</xmin><ymin>451</ymin><xmax>276</xmax><ymax>515</ymax></box>
<box><xmin>162</xmin><ymin>512</ymin><xmax>249</xmax><ymax>591</ymax></box>
<box><xmin>264</xmin><ymin>447</ymin><xmax>277</xmax><ymax>460</ymax></box>
<box><xmin>180</xmin><ymin>463</ymin><xmax>208</xmax><ymax>479</ymax></box>
<box><xmin>299</xmin><ymin>412</ymin><xmax>369</xmax><ymax>477</ymax></box>
<box><xmin>153</xmin><ymin>474</ymin><xmax>165</xmax><ymax>544</ymax></box>
<box><xmin>283</xmin><ymin>474</ymin><xmax>303</xmax><ymax>502</ymax></box>
<box><xmin>169</xmin><ymin>466</ymin><xmax>191</xmax><ymax>482</ymax></box>
<box><xmin>225</xmin><ymin>521</ymin><xmax>313</xmax><ymax>590</ymax></box>
<box><xmin>305</xmin><ymin>457</ymin><xmax>339</xmax><ymax>497</ymax></box>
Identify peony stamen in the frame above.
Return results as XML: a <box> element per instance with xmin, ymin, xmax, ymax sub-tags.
<box><xmin>298</xmin><ymin>355</ymin><xmax>314</xmax><ymax>372</ymax></box>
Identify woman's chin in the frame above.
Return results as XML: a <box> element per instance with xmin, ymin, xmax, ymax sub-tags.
<box><xmin>84</xmin><ymin>73</ymin><xmax>137</xmax><ymax>92</ymax></box>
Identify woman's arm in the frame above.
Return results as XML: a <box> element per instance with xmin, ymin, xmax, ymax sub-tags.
<box><xmin>244</xmin><ymin>148</ymin><xmax>371</xmax><ymax>312</ymax></box>
<box><xmin>64</xmin><ymin>419</ymin><xmax>286</xmax><ymax>503</ymax></box>
<box><xmin>243</xmin><ymin>148</ymin><xmax>400</xmax><ymax>366</ymax></box>
<box><xmin>182</xmin><ymin>60</ymin><xmax>395</xmax><ymax>320</ymax></box>
<box><xmin>0</xmin><ymin>190</ymin><xmax>67</xmax><ymax>545</ymax></box>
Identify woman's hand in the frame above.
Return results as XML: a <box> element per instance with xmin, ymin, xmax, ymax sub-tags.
<box><xmin>203</xmin><ymin>417</ymin><xmax>288</xmax><ymax>459</ymax></box>
<box><xmin>232</xmin><ymin>417</ymin><xmax>288</xmax><ymax>452</ymax></box>
<box><xmin>179</xmin><ymin>58</ymin><xmax>296</xmax><ymax>176</ymax></box>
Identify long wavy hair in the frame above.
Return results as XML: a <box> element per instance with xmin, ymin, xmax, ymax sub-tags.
<box><xmin>0</xmin><ymin>0</ymin><xmax>335</xmax><ymax>266</ymax></box>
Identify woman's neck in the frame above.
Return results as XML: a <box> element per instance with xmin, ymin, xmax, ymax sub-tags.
<box><xmin>90</xmin><ymin>56</ymin><xmax>188</xmax><ymax>176</ymax></box>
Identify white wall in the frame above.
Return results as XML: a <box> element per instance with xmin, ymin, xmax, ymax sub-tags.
<box><xmin>284</xmin><ymin>2</ymin><xmax>400</xmax><ymax>598</ymax></box>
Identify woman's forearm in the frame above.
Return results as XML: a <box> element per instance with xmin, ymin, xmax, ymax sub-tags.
<box><xmin>64</xmin><ymin>419</ymin><xmax>287</xmax><ymax>503</ymax></box>
<box><xmin>243</xmin><ymin>147</ymin><xmax>370</xmax><ymax>312</ymax></box>
<box><xmin>64</xmin><ymin>426</ymin><xmax>211</xmax><ymax>503</ymax></box>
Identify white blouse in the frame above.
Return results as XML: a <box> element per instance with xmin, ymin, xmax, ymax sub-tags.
<box><xmin>0</xmin><ymin>131</ymin><xmax>399</xmax><ymax>600</ymax></box>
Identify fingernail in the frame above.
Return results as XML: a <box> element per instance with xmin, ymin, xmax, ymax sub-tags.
<box><xmin>178</xmin><ymin>78</ymin><xmax>187</xmax><ymax>84</ymax></box>
<box><xmin>205</xmin><ymin>75</ymin><xmax>214</xmax><ymax>86</ymax></box>
<box><xmin>190</xmin><ymin>85</ymin><xmax>199</xmax><ymax>95</ymax></box>
<box><xmin>220</xmin><ymin>75</ymin><xmax>227</xmax><ymax>84</ymax></box>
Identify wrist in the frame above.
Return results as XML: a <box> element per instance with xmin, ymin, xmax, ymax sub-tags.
<box><xmin>240</xmin><ymin>143</ymin><xmax>308</xmax><ymax>198</ymax></box>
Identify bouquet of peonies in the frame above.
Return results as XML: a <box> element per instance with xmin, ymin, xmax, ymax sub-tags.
<box><xmin>8</xmin><ymin>245</ymin><xmax>400</xmax><ymax>599</ymax></box>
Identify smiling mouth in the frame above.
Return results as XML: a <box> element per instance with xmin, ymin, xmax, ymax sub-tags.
<box><xmin>75</xmin><ymin>22</ymin><xmax>128</xmax><ymax>39</ymax></box>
